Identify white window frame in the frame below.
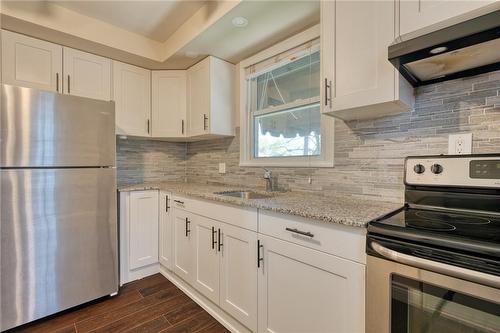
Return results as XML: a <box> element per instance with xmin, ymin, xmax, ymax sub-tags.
<box><xmin>239</xmin><ymin>24</ymin><xmax>334</xmax><ymax>168</ymax></box>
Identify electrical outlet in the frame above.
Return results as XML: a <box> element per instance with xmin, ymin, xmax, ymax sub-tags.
<box><xmin>218</xmin><ymin>163</ymin><xmax>226</xmax><ymax>174</ymax></box>
<box><xmin>448</xmin><ymin>133</ymin><xmax>472</xmax><ymax>155</ymax></box>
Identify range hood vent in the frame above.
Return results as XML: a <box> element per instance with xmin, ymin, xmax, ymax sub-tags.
<box><xmin>389</xmin><ymin>9</ymin><xmax>500</xmax><ymax>87</ymax></box>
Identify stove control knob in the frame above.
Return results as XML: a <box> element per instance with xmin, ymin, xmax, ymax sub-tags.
<box><xmin>413</xmin><ymin>164</ymin><xmax>425</xmax><ymax>174</ymax></box>
<box><xmin>431</xmin><ymin>164</ymin><xmax>443</xmax><ymax>174</ymax></box>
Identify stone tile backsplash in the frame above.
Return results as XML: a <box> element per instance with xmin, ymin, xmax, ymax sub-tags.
<box><xmin>118</xmin><ymin>70</ymin><xmax>500</xmax><ymax>203</ymax></box>
<box><xmin>116</xmin><ymin>138</ymin><xmax>186</xmax><ymax>186</ymax></box>
<box><xmin>186</xmin><ymin>70</ymin><xmax>500</xmax><ymax>203</ymax></box>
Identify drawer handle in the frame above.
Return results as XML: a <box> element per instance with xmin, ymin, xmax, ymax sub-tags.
<box><xmin>217</xmin><ymin>228</ymin><xmax>223</xmax><ymax>252</ymax></box>
<box><xmin>185</xmin><ymin>218</ymin><xmax>191</xmax><ymax>237</ymax></box>
<box><xmin>257</xmin><ymin>240</ymin><xmax>263</xmax><ymax>268</ymax></box>
<box><xmin>285</xmin><ymin>227</ymin><xmax>314</xmax><ymax>238</ymax></box>
<box><xmin>174</xmin><ymin>200</ymin><xmax>184</xmax><ymax>205</ymax></box>
<box><xmin>212</xmin><ymin>226</ymin><xmax>217</xmax><ymax>250</ymax></box>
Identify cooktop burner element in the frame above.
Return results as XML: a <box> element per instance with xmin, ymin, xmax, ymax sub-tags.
<box><xmin>415</xmin><ymin>211</ymin><xmax>491</xmax><ymax>225</ymax></box>
<box><xmin>406</xmin><ymin>218</ymin><xmax>456</xmax><ymax>231</ymax></box>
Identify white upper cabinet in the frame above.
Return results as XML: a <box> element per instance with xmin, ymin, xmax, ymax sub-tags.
<box><xmin>151</xmin><ymin>71</ymin><xmax>187</xmax><ymax>138</ymax></box>
<box><xmin>113</xmin><ymin>61</ymin><xmax>151</xmax><ymax>136</ymax></box>
<box><xmin>128</xmin><ymin>191</ymin><xmax>159</xmax><ymax>270</ymax></box>
<box><xmin>63</xmin><ymin>47</ymin><xmax>111</xmax><ymax>101</ymax></box>
<box><xmin>2</xmin><ymin>30</ymin><xmax>62</xmax><ymax>92</ymax></box>
<box><xmin>321</xmin><ymin>0</ymin><xmax>414</xmax><ymax>121</ymax></box>
<box><xmin>187</xmin><ymin>56</ymin><xmax>235</xmax><ymax>137</ymax></box>
<box><xmin>399</xmin><ymin>0</ymin><xmax>497</xmax><ymax>36</ymax></box>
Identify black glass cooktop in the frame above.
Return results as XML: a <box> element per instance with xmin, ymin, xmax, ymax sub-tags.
<box><xmin>368</xmin><ymin>206</ymin><xmax>500</xmax><ymax>258</ymax></box>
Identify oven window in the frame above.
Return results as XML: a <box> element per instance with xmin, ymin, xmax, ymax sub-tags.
<box><xmin>391</xmin><ymin>275</ymin><xmax>500</xmax><ymax>333</ymax></box>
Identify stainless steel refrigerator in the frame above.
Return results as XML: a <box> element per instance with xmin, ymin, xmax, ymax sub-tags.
<box><xmin>0</xmin><ymin>85</ymin><xmax>118</xmax><ymax>330</ymax></box>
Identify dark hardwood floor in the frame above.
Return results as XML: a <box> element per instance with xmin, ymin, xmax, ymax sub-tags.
<box><xmin>7</xmin><ymin>274</ymin><xmax>230</xmax><ymax>333</ymax></box>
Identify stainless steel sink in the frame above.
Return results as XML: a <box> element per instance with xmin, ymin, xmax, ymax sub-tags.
<box><xmin>214</xmin><ymin>190</ymin><xmax>273</xmax><ymax>199</ymax></box>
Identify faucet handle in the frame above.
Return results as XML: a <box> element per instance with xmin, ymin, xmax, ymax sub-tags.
<box><xmin>263</xmin><ymin>168</ymin><xmax>272</xmax><ymax>179</ymax></box>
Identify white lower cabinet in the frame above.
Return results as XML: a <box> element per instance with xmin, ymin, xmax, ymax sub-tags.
<box><xmin>219</xmin><ymin>223</ymin><xmax>258</xmax><ymax>332</ymax></box>
<box><xmin>173</xmin><ymin>208</ymin><xmax>195</xmax><ymax>284</ymax></box>
<box><xmin>123</xmin><ymin>194</ymin><xmax>365</xmax><ymax>333</ymax></box>
<box><xmin>159</xmin><ymin>192</ymin><xmax>173</xmax><ymax>270</ymax></box>
<box><xmin>169</xmin><ymin>199</ymin><xmax>259</xmax><ymax>332</ymax></box>
<box><xmin>119</xmin><ymin>190</ymin><xmax>159</xmax><ymax>285</ymax></box>
<box><xmin>257</xmin><ymin>234</ymin><xmax>365</xmax><ymax>333</ymax></box>
<box><xmin>128</xmin><ymin>191</ymin><xmax>159</xmax><ymax>270</ymax></box>
<box><xmin>193</xmin><ymin>215</ymin><xmax>221</xmax><ymax>304</ymax></box>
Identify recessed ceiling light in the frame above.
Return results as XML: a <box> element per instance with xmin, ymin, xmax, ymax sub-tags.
<box><xmin>232</xmin><ymin>16</ymin><xmax>248</xmax><ymax>28</ymax></box>
<box><xmin>430</xmin><ymin>46</ymin><xmax>448</xmax><ymax>54</ymax></box>
<box><xmin>185</xmin><ymin>51</ymin><xmax>199</xmax><ymax>58</ymax></box>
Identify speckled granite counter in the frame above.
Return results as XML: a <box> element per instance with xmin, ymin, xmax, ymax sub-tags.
<box><xmin>119</xmin><ymin>181</ymin><xmax>402</xmax><ymax>228</ymax></box>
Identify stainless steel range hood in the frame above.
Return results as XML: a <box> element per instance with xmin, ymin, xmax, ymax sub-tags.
<box><xmin>389</xmin><ymin>9</ymin><xmax>500</xmax><ymax>87</ymax></box>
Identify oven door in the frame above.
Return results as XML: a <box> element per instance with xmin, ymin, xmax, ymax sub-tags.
<box><xmin>367</xmin><ymin>242</ymin><xmax>500</xmax><ymax>333</ymax></box>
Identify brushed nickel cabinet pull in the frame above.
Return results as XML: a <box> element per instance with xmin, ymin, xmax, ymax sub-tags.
<box><xmin>217</xmin><ymin>228</ymin><xmax>223</xmax><ymax>252</ymax></box>
<box><xmin>181</xmin><ymin>119</ymin><xmax>185</xmax><ymax>135</ymax></box>
<box><xmin>174</xmin><ymin>200</ymin><xmax>184</xmax><ymax>205</ymax></box>
<box><xmin>324</xmin><ymin>78</ymin><xmax>332</xmax><ymax>107</ymax></box>
<box><xmin>67</xmin><ymin>75</ymin><xmax>71</xmax><ymax>94</ymax></box>
<box><xmin>212</xmin><ymin>226</ymin><xmax>217</xmax><ymax>249</ymax></box>
<box><xmin>285</xmin><ymin>227</ymin><xmax>314</xmax><ymax>238</ymax></box>
<box><xmin>185</xmin><ymin>218</ymin><xmax>191</xmax><ymax>237</ymax></box>
<box><xmin>165</xmin><ymin>195</ymin><xmax>170</xmax><ymax>212</ymax></box>
<box><xmin>328</xmin><ymin>80</ymin><xmax>332</xmax><ymax>108</ymax></box>
<box><xmin>257</xmin><ymin>240</ymin><xmax>263</xmax><ymax>268</ymax></box>
<box><xmin>147</xmin><ymin>119</ymin><xmax>150</xmax><ymax>134</ymax></box>
<box><xmin>56</xmin><ymin>73</ymin><xmax>59</xmax><ymax>92</ymax></box>
<box><xmin>203</xmin><ymin>114</ymin><xmax>208</xmax><ymax>131</ymax></box>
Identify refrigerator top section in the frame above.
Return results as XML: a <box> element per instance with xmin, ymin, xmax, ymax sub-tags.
<box><xmin>1</xmin><ymin>84</ymin><xmax>116</xmax><ymax>168</ymax></box>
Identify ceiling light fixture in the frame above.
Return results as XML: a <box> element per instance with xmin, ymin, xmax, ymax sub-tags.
<box><xmin>429</xmin><ymin>46</ymin><xmax>448</xmax><ymax>54</ymax></box>
<box><xmin>232</xmin><ymin>16</ymin><xmax>248</xmax><ymax>28</ymax></box>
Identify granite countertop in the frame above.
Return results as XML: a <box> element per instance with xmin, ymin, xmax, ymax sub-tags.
<box><xmin>119</xmin><ymin>181</ymin><xmax>402</xmax><ymax>228</ymax></box>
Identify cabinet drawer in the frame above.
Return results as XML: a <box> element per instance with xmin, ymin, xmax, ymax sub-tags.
<box><xmin>259</xmin><ymin>211</ymin><xmax>366</xmax><ymax>264</ymax></box>
<box><xmin>171</xmin><ymin>195</ymin><xmax>258</xmax><ymax>231</ymax></box>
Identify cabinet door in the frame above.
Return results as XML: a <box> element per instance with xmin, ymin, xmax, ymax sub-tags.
<box><xmin>159</xmin><ymin>192</ymin><xmax>173</xmax><ymax>270</ymax></box>
<box><xmin>187</xmin><ymin>58</ymin><xmax>210</xmax><ymax>136</ymax></box>
<box><xmin>220</xmin><ymin>223</ymin><xmax>258</xmax><ymax>332</ymax></box>
<box><xmin>151</xmin><ymin>71</ymin><xmax>187</xmax><ymax>138</ymax></box>
<box><xmin>400</xmin><ymin>1</ymin><xmax>495</xmax><ymax>36</ymax></box>
<box><xmin>173</xmin><ymin>208</ymin><xmax>194</xmax><ymax>284</ymax></box>
<box><xmin>63</xmin><ymin>47</ymin><xmax>111</xmax><ymax>100</ymax></box>
<box><xmin>258</xmin><ymin>235</ymin><xmax>365</xmax><ymax>333</ymax></box>
<box><xmin>193</xmin><ymin>215</ymin><xmax>220</xmax><ymax>304</ymax></box>
<box><xmin>113</xmin><ymin>61</ymin><xmax>151</xmax><ymax>136</ymax></box>
<box><xmin>329</xmin><ymin>0</ymin><xmax>397</xmax><ymax>113</ymax></box>
<box><xmin>320</xmin><ymin>1</ymin><xmax>335</xmax><ymax>114</ymax></box>
<box><xmin>129</xmin><ymin>191</ymin><xmax>159</xmax><ymax>270</ymax></box>
<box><xmin>2</xmin><ymin>30</ymin><xmax>62</xmax><ymax>92</ymax></box>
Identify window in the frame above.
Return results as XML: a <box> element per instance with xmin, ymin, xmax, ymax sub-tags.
<box><xmin>240</xmin><ymin>30</ymin><xmax>333</xmax><ymax>167</ymax></box>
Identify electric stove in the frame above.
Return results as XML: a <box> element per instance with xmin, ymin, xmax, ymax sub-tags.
<box><xmin>366</xmin><ymin>154</ymin><xmax>500</xmax><ymax>333</ymax></box>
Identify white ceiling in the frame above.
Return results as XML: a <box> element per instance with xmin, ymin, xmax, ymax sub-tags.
<box><xmin>52</xmin><ymin>0</ymin><xmax>206</xmax><ymax>42</ymax></box>
<box><xmin>177</xmin><ymin>0</ymin><xmax>320</xmax><ymax>64</ymax></box>
<box><xmin>3</xmin><ymin>0</ymin><xmax>319</xmax><ymax>69</ymax></box>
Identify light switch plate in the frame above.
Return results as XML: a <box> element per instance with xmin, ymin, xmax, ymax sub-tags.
<box><xmin>448</xmin><ymin>133</ymin><xmax>472</xmax><ymax>155</ymax></box>
<box><xmin>218</xmin><ymin>162</ymin><xmax>226</xmax><ymax>174</ymax></box>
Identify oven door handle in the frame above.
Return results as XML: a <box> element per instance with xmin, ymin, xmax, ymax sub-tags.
<box><xmin>370</xmin><ymin>241</ymin><xmax>500</xmax><ymax>289</ymax></box>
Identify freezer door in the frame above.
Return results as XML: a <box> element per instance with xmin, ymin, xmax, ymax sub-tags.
<box><xmin>1</xmin><ymin>84</ymin><xmax>115</xmax><ymax>167</ymax></box>
<box><xmin>0</xmin><ymin>168</ymin><xmax>118</xmax><ymax>331</ymax></box>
